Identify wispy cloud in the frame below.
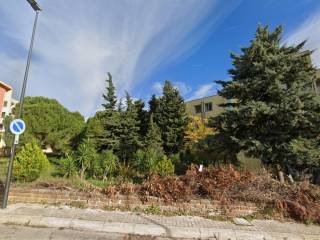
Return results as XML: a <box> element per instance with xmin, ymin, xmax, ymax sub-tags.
<box><xmin>152</xmin><ymin>81</ymin><xmax>192</xmax><ymax>97</ymax></box>
<box><xmin>0</xmin><ymin>0</ymin><xmax>240</xmax><ymax>116</ymax></box>
<box><xmin>285</xmin><ymin>9</ymin><xmax>320</xmax><ymax>67</ymax></box>
<box><xmin>187</xmin><ymin>83</ymin><xmax>218</xmax><ymax>101</ymax></box>
<box><xmin>152</xmin><ymin>82</ymin><xmax>164</xmax><ymax>96</ymax></box>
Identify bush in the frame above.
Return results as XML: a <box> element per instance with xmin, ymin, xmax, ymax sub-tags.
<box><xmin>75</xmin><ymin>139</ymin><xmax>97</xmax><ymax>179</ymax></box>
<box><xmin>99</xmin><ymin>150</ymin><xmax>119</xmax><ymax>178</ymax></box>
<box><xmin>86</xmin><ymin>150</ymin><xmax>119</xmax><ymax>179</ymax></box>
<box><xmin>13</xmin><ymin>141</ymin><xmax>50</xmax><ymax>182</ymax></box>
<box><xmin>60</xmin><ymin>154</ymin><xmax>77</xmax><ymax>178</ymax></box>
<box><xmin>154</xmin><ymin>156</ymin><xmax>174</xmax><ymax>177</ymax></box>
<box><xmin>134</xmin><ymin>148</ymin><xmax>164</xmax><ymax>176</ymax></box>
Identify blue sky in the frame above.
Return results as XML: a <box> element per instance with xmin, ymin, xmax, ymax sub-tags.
<box><xmin>1</xmin><ymin>0</ymin><xmax>320</xmax><ymax>117</ymax></box>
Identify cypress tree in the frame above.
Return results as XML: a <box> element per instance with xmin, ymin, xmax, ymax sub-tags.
<box><xmin>210</xmin><ymin>25</ymin><xmax>320</xmax><ymax>174</ymax></box>
<box><xmin>144</xmin><ymin>113</ymin><xmax>163</xmax><ymax>150</ymax></box>
<box><xmin>101</xmin><ymin>72</ymin><xmax>120</xmax><ymax>151</ymax></box>
<box><xmin>102</xmin><ymin>72</ymin><xmax>117</xmax><ymax>110</ymax></box>
<box><xmin>118</xmin><ymin>92</ymin><xmax>142</xmax><ymax>162</ymax></box>
<box><xmin>148</xmin><ymin>94</ymin><xmax>160</xmax><ymax>115</ymax></box>
<box><xmin>83</xmin><ymin>111</ymin><xmax>105</xmax><ymax>151</ymax></box>
<box><xmin>157</xmin><ymin>80</ymin><xmax>188</xmax><ymax>154</ymax></box>
<box><xmin>134</xmin><ymin>99</ymin><xmax>149</xmax><ymax>137</ymax></box>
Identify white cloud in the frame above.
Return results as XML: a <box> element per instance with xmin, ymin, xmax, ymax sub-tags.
<box><xmin>285</xmin><ymin>10</ymin><xmax>320</xmax><ymax>67</ymax></box>
<box><xmin>152</xmin><ymin>81</ymin><xmax>192</xmax><ymax>97</ymax></box>
<box><xmin>152</xmin><ymin>82</ymin><xmax>163</xmax><ymax>95</ymax></box>
<box><xmin>174</xmin><ymin>81</ymin><xmax>192</xmax><ymax>96</ymax></box>
<box><xmin>188</xmin><ymin>83</ymin><xmax>217</xmax><ymax>100</ymax></box>
<box><xmin>0</xmin><ymin>0</ymin><xmax>240</xmax><ymax>116</ymax></box>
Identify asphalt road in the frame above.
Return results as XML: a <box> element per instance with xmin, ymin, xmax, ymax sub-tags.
<box><xmin>0</xmin><ymin>224</ymin><xmax>166</xmax><ymax>240</ymax></box>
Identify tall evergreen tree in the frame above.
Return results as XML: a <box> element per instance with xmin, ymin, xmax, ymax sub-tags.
<box><xmin>144</xmin><ymin>113</ymin><xmax>163</xmax><ymax>150</ymax></box>
<box><xmin>148</xmin><ymin>94</ymin><xmax>160</xmax><ymax>115</ymax></box>
<box><xmin>102</xmin><ymin>72</ymin><xmax>117</xmax><ymax>110</ymax></box>
<box><xmin>100</xmin><ymin>73</ymin><xmax>121</xmax><ymax>151</ymax></box>
<box><xmin>210</xmin><ymin>25</ymin><xmax>320</xmax><ymax>174</ymax></box>
<box><xmin>118</xmin><ymin>92</ymin><xmax>142</xmax><ymax>162</ymax></box>
<box><xmin>83</xmin><ymin>111</ymin><xmax>105</xmax><ymax>150</ymax></box>
<box><xmin>117</xmin><ymin>98</ymin><xmax>124</xmax><ymax>112</ymax></box>
<box><xmin>157</xmin><ymin>81</ymin><xmax>188</xmax><ymax>154</ymax></box>
<box><xmin>134</xmin><ymin>99</ymin><xmax>149</xmax><ymax>137</ymax></box>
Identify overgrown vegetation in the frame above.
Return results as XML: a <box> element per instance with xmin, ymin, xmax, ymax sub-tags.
<box><xmin>106</xmin><ymin>165</ymin><xmax>320</xmax><ymax>223</ymax></box>
<box><xmin>209</xmin><ymin>25</ymin><xmax>320</xmax><ymax>179</ymax></box>
<box><xmin>13</xmin><ymin>141</ymin><xmax>49</xmax><ymax>182</ymax></box>
<box><xmin>4</xmin><ymin>24</ymin><xmax>320</xmax><ymax>223</ymax></box>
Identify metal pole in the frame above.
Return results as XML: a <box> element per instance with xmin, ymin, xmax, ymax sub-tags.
<box><xmin>2</xmin><ymin>10</ymin><xmax>39</xmax><ymax>209</ymax></box>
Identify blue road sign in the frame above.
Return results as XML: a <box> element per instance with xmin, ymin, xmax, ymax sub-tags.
<box><xmin>9</xmin><ymin>119</ymin><xmax>26</xmax><ymax>135</ymax></box>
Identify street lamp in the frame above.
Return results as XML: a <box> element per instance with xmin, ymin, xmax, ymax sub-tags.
<box><xmin>2</xmin><ymin>0</ymin><xmax>42</xmax><ymax>209</ymax></box>
<box><xmin>26</xmin><ymin>0</ymin><xmax>42</xmax><ymax>11</ymax></box>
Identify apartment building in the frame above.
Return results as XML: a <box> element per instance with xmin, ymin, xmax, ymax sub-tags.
<box><xmin>186</xmin><ymin>67</ymin><xmax>319</xmax><ymax>119</ymax></box>
<box><xmin>185</xmin><ymin>95</ymin><xmax>227</xmax><ymax>119</ymax></box>
<box><xmin>0</xmin><ymin>81</ymin><xmax>17</xmax><ymax>148</ymax></box>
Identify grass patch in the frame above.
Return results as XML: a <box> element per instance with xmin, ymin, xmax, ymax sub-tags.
<box><xmin>69</xmin><ymin>201</ymin><xmax>87</xmax><ymax>209</ymax></box>
<box><xmin>144</xmin><ymin>204</ymin><xmax>161</xmax><ymax>215</ymax></box>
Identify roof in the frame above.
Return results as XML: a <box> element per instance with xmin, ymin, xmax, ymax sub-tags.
<box><xmin>0</xmin><ymin>81</ymin><xmax>12</xmax><ymax>91</ymax></box>
<box><xmin>185</xmin><ymin>94</ymin><xmax>222</xmax><ymax>103</ymax></box>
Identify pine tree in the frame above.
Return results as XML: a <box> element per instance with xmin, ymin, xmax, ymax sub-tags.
<box><xmin>100</xmin><ymin>73</ymin><xmax>121</xmax><ymax>151</ymax></box>
<box><xmin>210</xmin><ymin>25</ymin><xmax>320</xmax><ymax>174</ymax></box>
<box><xmin>145</xmin><ymin>113</ymin><xmax>163</xmax><ymax>150</ymax></box>
<box><xmin>148</xmin><ymin>94</ymin><xmax>160</xmax><ymax>115</ymax></box>
<box><xmin>134</xmin><ymin>99</ymin><xmax>148</xmax><ymax>137</ymax></box>
<box><xmin>102</xmin><ymin>72</ymin><xmax>117</xmax><ymax>110</ymax></box>
<box><xmin>157</xmin><ymin>80</ymin><xmax>189</xmax><ymax>154</ymax></box>
<box><xmin>118</xmin><ymin>92</ymin><xmax>142</xmax><ymax>162</ymax></box>
<box><xmin>117</xmin><ymin>98</ymin><xmax>124</xmax><ymax>112</ymax></box>
<box><xmin>83</xmin><ymin>111</ymin><xmax>105</xmax><ymax>151</ymax></box>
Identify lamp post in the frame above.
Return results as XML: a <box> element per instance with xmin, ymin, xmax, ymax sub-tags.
<box><xmin>1</xmin><ymin>0</ymin><xmax>42</xmax><ymax>209</ymax></box>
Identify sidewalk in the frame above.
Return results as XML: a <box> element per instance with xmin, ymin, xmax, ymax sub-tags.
<box><xmin>0</xmin><ymin>203</ymin><xmax>319</xmax><ymax>240</ymax></box>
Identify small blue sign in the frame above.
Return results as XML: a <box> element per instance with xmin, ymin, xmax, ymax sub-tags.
<box><xmin>10</xmin><ymin>119</ymin><xmax>26</xmax><ymax>135</ymax></box>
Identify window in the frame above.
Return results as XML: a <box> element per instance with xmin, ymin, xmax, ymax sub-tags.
<box><xmin>194</xmin><ymin>104</ymin><xmax>202</xmax><ymax>114</ymax></box>
<box><xmin>0</xmin><ymin>124</ymin><xmax>3</xmax><ymax>130</ymax></box>
<box><xmin>1</xmin><ymin>112</ymin><xmax>5</xmax><ymax>118</ymax></box>
<box><xmin>205</xmin><ymin>102</ymin><xmax>212</xmax><ymax>112</ymax></box>
<box><xmin>3</xmin><ymin>101</ymin><xmax>7</xmax><ymax>107</ymax></box>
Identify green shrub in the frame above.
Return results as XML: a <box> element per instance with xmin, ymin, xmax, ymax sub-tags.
<box><xmin>60</xmin><ymin>154</ymin><xmax>77</xmax><ymax>178</ymax></box>
<box><xmin>86</xmin><ymin>150</ymin><xmax>119</xmax><ymax>179</ymax></box>
<box><xmin>99</xmin><ymin>150</ymin><xmax>119</xmax><ymax>178</ymax></box>
<box><xmin>154</xmin><ymin>156</ymin><xmax>175</xmax><ymax>177</ymax></box>
<box><xmin>13</xmin><ymin>141</ymin><xmax>50</xmax><ymax>182</ymax></box>
<box><xmin>75</xmin><ymin>139</ymin><xmax>97</xmax><ymax>179</ymax></box>
<box><xmin>171</xmin><ymin>148</ymin><xmax>195</xmax><ymax>175</ymax></box>
<box><xmin>134</xmin><ymin>148</ymin><xmax>164</xmax><ymax>176</ymax></box>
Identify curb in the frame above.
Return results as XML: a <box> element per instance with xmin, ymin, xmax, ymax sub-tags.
<box><xmin>0</xmin><ymin>214</ymin><xmax>271</xmax><ymax>239</ymax></box>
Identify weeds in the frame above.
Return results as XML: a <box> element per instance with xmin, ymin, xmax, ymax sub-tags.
<box><xmin>69</xmin><ymin>201</ymin><xmax>87</xmax><ymax>209</ymax></box>
<box><xmin>144</xmin><ymin>204</ymin><xmax>161</xmax><ymax>215</ymax></box>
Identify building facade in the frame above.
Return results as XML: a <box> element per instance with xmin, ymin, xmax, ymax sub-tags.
<box><xmin>186</xmin><ymin>67</ymin><xmax>319</xmax><ymax>119</ymax></box>
<box><xmin>185</xmin><ymin>95</ymin><xmax>227</xmax><ymax>119</ymax></box>
<box><xmin>0</xmin><ymin>81</ymin><xmax>17</xmax><ymax>148</ymax></box>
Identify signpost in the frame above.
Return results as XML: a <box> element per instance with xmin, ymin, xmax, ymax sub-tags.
<box><xmin>10</xmin><ymin>119</ymin><xmax>26</xmax><ymax>135</ymax></box>
<box><xmin>1</xmin><ymin>0</ymin><xmax>41</xmax><ymax>209</ymax></box>
<box><xmin>1</xmin><ymin>119</ymin><xmax>26</xmax><ymax>209</ymax></box>
<box><xmin>9</xmin><ymin>119</ymin><xmax>26</xmax><ymax>145</ymax></box>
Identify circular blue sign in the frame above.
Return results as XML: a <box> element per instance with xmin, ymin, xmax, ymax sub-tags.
<box><xmin>10</xmin><ymin>119</ymin><xmax>26</xmax><ymax>135</ymax></box>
